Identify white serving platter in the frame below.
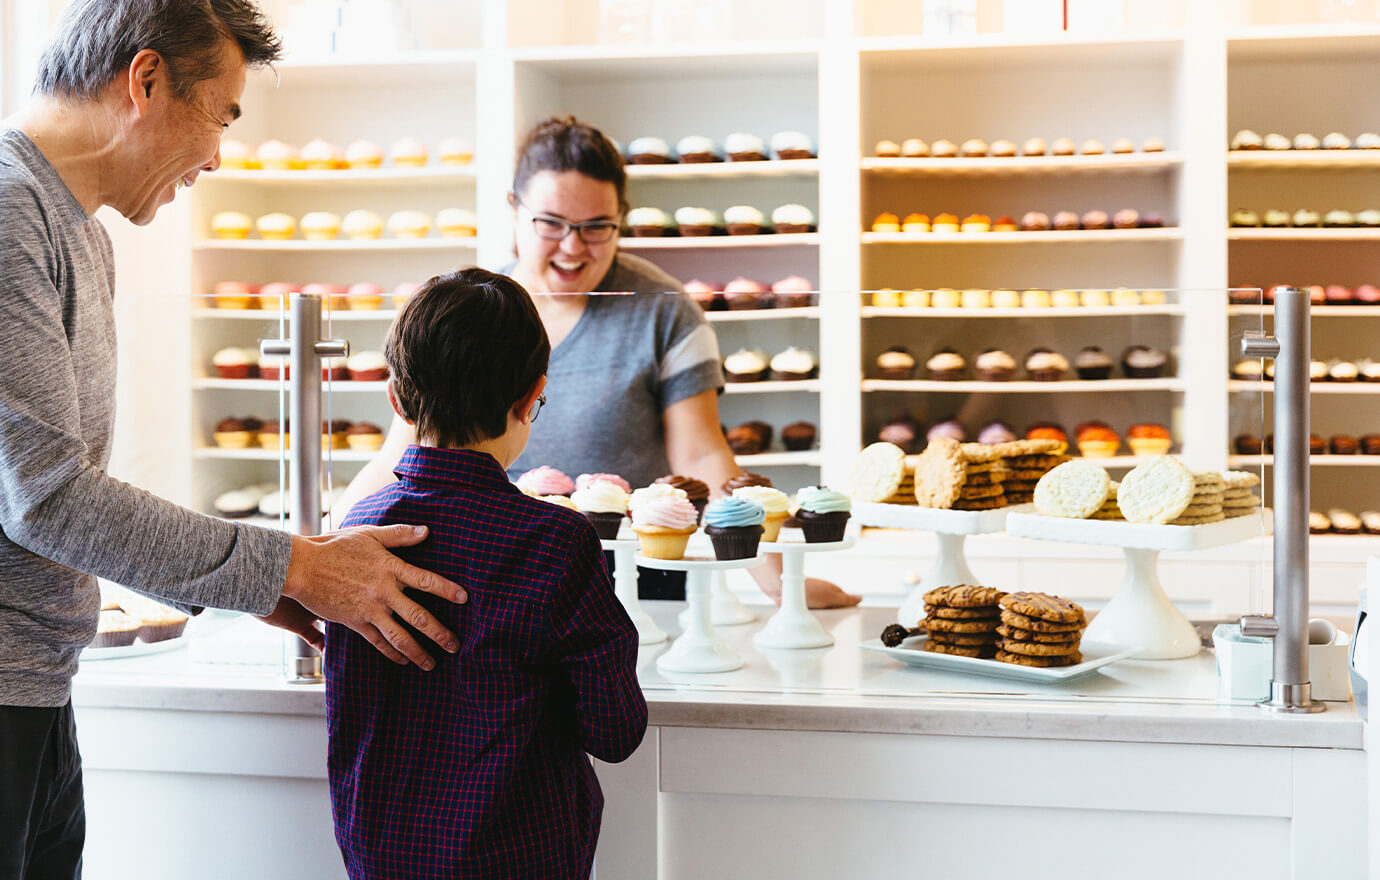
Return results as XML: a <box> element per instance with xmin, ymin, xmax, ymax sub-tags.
<box><xmin>81</xmin><ymin>636</ymin><xmax>190</xmax><ymax>662</ymax></box>
<box><xmin>854</xmin><ymin>501</ymin><xmax>1031</xmax><ymax>535</ymax></box>
<box><xmin>1004</xmin><ymin>509</ymin><xmax>1270</xmax><ymax>551</ymax></box>
<box><xmin>861</xmin><ymin>635</ymin><xmax>1140</xmax><ymax>684</ymax></box>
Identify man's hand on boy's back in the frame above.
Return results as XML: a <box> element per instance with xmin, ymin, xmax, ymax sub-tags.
<box><xmin>281</xmin><ymin>525</ymin><xmax>467</xmax><ymax>670</ymax></box>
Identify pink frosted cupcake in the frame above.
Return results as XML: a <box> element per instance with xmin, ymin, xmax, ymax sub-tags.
<box><xmin>771</xmin><ymin>275</ymin><xmax>815</xmax><ymax>308</ymax></box>
<box><xmin>575</xmin><ymin>473</ymin><xmax>633</xmax><ymax>494</ymax></box>
<box><xmin>630</xmin><ymin>496</ymin><xmax>699</xmax><ymax>560</ymax></box>
<box><xmin>685</xmin><ymin>279</ymin><xmax>725</xmax><ymax>311</ymax></box>
<box><xmin>724</xmin><ymin>276</ymin><xmax>767</xmax><ymax>310</ymax></box>
<box><xmin>516</xmin><ymin>466</ymin><xmax>575</xmax><ymax>496</ymax></box>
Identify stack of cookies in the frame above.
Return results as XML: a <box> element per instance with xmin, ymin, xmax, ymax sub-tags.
<box><xmin>986</xmin><ymin>445</ymin><xmax>1067</xmax><ymax>505</ymax></box>
<box><xmin>1171</xmin><ymin>471</ymin><xmax>1227</xmax><ymax>525</ymax></box>
<box><xmin>848</xmin><ymin>441</ymin><xmax>918</xmax><ymax>504</ymax></box>
<box><xmin>913</xmin><ymin>437</ymin><xmax>1064</xmax><ymax>510</ymax></box>
<box><xmin>995</xmin><ymin>592</ymin><xmax>1086</xmax><ymax>667</ymax></box>
<box><xmin>1222</xmin><ymin>471</ymin><xmax>1263</xmax><ymax>518</ymax></box>
<box><xmin>920</xmin><ymin>585</ymin><xmax>1005</xmax><ymax>657</ymax></box>
<box><xmin>1090</xmin><ymin>481</ymin><xmax>1123</xmax><ymax>520</ymax></box>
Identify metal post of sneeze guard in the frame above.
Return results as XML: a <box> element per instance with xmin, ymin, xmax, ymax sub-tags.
<box><xmin>261</xmin><ymin>293</ymin><xmax>349</xmax><ymax>684</ymax></box>
<box><xmin>1239</xmin><ymin>286</ymin><xmax>1325</xmax><ymax>713</ymax></box>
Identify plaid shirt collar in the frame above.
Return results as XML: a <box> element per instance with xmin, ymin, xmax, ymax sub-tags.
<box><xmin>394</xmin><ymin>445</ymin><xmax>518</xmax><ymax>494</ymax></box>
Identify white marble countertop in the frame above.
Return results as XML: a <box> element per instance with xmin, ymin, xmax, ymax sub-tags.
<box><xmin>72</xmin><ymin>605</ymin><xmax>1364</xmax><ymax>750</ymax></box>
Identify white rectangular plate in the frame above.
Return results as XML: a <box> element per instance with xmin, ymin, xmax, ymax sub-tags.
<box><xmin>81</xmin><ymin>637</ymin><xmax>189</xmax><ymax>662</ymax></box>
<box><xmin>861</xmin><ymin>635</ymin><xmax>1140</xmax><ymax>684</ymax></box>
<box><xmin>1005</xmin><ymin>509</ymin><xmax>1270</xmax><ymax>552</ymax></box>
<box><xmin>853</xmin><ymin>501</ymin><xmax>1033</xmax><ymax>535</ymax></box>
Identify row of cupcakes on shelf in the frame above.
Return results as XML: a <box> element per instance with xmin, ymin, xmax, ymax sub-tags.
<box><xmin>721</xmin><ymin>420</ymin><xmax>817</xmax><ymax>455</ymax></box>
<box><xmin>873</xmin><ymin>344</ymin><xmax>1168</xmax><ymax>382</ymax></box>
<box><xmin>878</xmin><ymin>416</ymin><xmax>1172</xmax><ymax>459</ymax></box>
<box><xmin>211</xmin><ymin>418</ymin><xmax>384</xmax><ymax>451</ymax></box>
<box><xmin>870</xmin><ymin>287</ymin><xmax>1169</xmax><ymax>309</ymax></box>
<box><xmin>512</xmin><ymin>468</ymin><xmax>848</xmax><ymax>559</ymax></box>
<box><xmin>210</xmin><ymin>347</ymin><xmax>386</xmax><ymax>381</ymax></box>
<box><xmin>1228</xmin><ymin>284</ymin><xmax>1380</xmax><ymax>305</ymax></box>
<box><xmin>1233</xmin><ymin>433</ymin><xmax>1380</xmax><ymax>456</ymax></box>
<box><xmin>210</xmin><ymin>280</ymin><xmax>419</xmax><ymax>310</ymax></box>
<box><xmin>214</xmin><ymin>483</ymin><xmax>348</xmax><ymax>519</ymax></box>
<box><xmin>686</xmin><ymin>276</ymin><xmax>815</xmax><ymax>310</ymax></box>
<box><xmin>1230</xmin><ymin>358</ymin><xmax>1380</xmax><ymax>383</ymax></box>
<box><xmin>873</xmin><ymin>136</ymin><xmax>1165</xmax><ymax>158</ymax></box>
<box><xmin>723</xmin><ymin>347</ymin><xmax>818</xmax><ymax>383</ymax></box>
<box><xmin>623</xmin><ymin>131</ymin><xmax>814</xmax><ymax>164</ymax></box>
<box><xmin>1230</xmin><ymin>130</ymin><xmax>1380</xmax><ymax>152</ymax></box>
<box><xmin>625</xmin><ymin>204</ymin><xmax>815</xmax><ymax>236</ymax></box>
<box><xmin>1230</xmin><ymin>208</ymin><xmax>1380</xmax><ymax>228</ymax></box>
<box><xmin>210</xmin><ymin>209</ymin><xmax>475</xmax><ymax>241</ymax></box>
<box><xmin>870</xmin><ymin>208</ymin><xmax>1165</xmax><ymax>233</ymax></box>
<box><xmin>220</xmin><ymin>137</ymin><xmax>472</xmax><ymax>170</ymax></box>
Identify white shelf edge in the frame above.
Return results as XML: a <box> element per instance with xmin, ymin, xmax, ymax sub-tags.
<box><xmin>861</xmin><ymin>229</ymin><xmax>1182</xmax><ymax>244</ymax></box>
<box><xmin>194</xmin><ymin>309</ymin><xmax>398</xmax><ymax>321</ymax></box>
<box><xmin>199</xmin><ymin>167</ymin><xmax>477</xmax><ymax>185</ymax></box>
<box><xmin>705</xmin><ymin>307</ymin><xmax>820</xmax><ymax>322</ymax></box>
<box><xmin>860</xmin><ymin>153</ymin><xmax>1182</xmax><ymax>175</ymax></box>
<box><xmin>733</xmin><ymin>451</ymin><xmax>821</xmax><ymax>467</ymax></box>
<box><xmin>508</xmin><ymin>40</ymin><xmax>821</xmax><ymax>64</ymax></box>
<box><xmin>1227</xmin><ymin>149</ymin><xmax>1380</xmax><ymax>171</ymax></box>
<box><xmin>1228</xmin><ymin>228</ymin><xmax>1380</xmax><ymax>241</ymax></box>
<box><xmin>192</xmin><ymin>379</ymin><xmax>388</xmax><ymax>392</ymax></box>
<box><xmin>192</xmin><ymin>238</ymin><xmax>478</xmax><ymax>252</ymax></box>
<box><xmin>619</xmin><ymin>233</ymin><xmax>820</xmax><ymax>249</ymax></box>
<box><xmin>856</xmin><ymin>31</ymin><xmax>1185</xmax><ymax>56</ymax></box>
<box><xmin>1227</xmin><ymin>304</ymin><xmax>1380</xmax><ymax>316</ymax></box>
<box><xmin>861</xmin><ymin>305</ymin><xmax>1183</xmax><ymax>318</ymax></box>
<box><xmin>861</xmin><ymin>378</ymin><xmax>1184</xmax><ymax>393</ymax></box>
<box><xmin>626</xmin><ymin>159</ymin><xmax>819</xmax><ymax>179</ymax></box>
<box><xmin>1229</xmin><ymin>380</ymin><xmax>1380</xmax><ymax>394</ymax></box>
<box><xmin>723</xmin><ymin>380</ymin><xmax>821</xmax><ymax>394</ymax></box>
<box><xmin>193</xmin><ymin>447</ymin><xmax>374</xmax><ymax>462</ymax></box>
<box><xmin>1229</xmin><ymin>455</ymin><xmax>1380</xmax><ymax>468</ymax></box>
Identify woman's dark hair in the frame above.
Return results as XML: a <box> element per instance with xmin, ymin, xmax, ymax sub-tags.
<box><xmin>513</xmin><ymin>115</ymin><xmax>629</xmax><ymax>215</ymax></box>
<box><xmin>386</xmin><ymin>268</ymin><xmax>550</xmax><ymax>448</ymax></box>
<box><xmin>34</xmin><ymin>0</ymin><xmax>282</xmax><ymax>102</ymax></box>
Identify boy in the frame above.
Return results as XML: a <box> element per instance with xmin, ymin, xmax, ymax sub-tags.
<box><xmin>325</xmin><ymin>267</ymin><xmax>647</xmax><ymax>879</ymax></box>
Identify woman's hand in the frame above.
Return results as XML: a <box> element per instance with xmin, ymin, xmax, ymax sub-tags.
<box><xmin>803</xmin><ymin>577</ymin><xmax>863</xmax><ymax>609</ymax></box>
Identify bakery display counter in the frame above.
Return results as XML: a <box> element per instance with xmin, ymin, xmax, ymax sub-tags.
<box><xmin>73</xmin><ymin>604</ymin><xmax>1365</xmax><ymax>880</ymax></box>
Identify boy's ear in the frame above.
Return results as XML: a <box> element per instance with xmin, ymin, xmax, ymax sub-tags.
<box><xmin>385</xmin><ymin>381</ymin><xmax>414</xmax><ymax>425</ymax></box>
<box><xmin>514</xmin><ymin>374</ymin><xmax>548</xmax><ymax>425</ymax></box>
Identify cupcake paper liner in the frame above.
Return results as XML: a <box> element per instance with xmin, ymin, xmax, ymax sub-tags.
<box><xmin>584</xmin><ymin>511</ymin><xmax>625</xmax><ymax>540</ymax></box>
<box><xmin>795</xmin><ymin>510</ymin><xmax>850</xmax><ymax>543</ymax></box>
<box><xmin>706</xmin><ymin>524</ymin><xmax>764</xmax><ymax>560</ymax></box>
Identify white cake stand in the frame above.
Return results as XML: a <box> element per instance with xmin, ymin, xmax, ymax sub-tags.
<box><xmin>641</xmin><ymin>554</ymin><xmax>767</xmax><ymax>674</ymax></box>
<box><xmin>854</xmin><ymin>502</ymin><xmax>1025</xmax><ymax>627</ymax></box>
<box><xmin>601</xmin><ymin>538</ymin><xmax>667</xmax><ymax>646</ymax></box>
<box><xmin>753</xmin><ymin>536</ymin><xmax>855</xmax><ymax>650</ymax></box>
<box><xmin>677</xmin><ymin>570</ymin><xmax>757</xmax><ymax>628</ymax></box>
<box><xmin>1006</xmin><ymin>511</ymin><xmax>1271</xmax><ymax>660</ymax></box>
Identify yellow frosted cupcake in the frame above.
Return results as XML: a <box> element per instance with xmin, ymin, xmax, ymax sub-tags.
<box><xmin>901</xmin><ymin>288</ymin><xmax>930</xmax><ymax>308</ymax></box>
<box><xmin>301</xmin><ymin>139</ymin><xmax>343</xmax><ymax>171</ymax></box>
<box><xmin>345</xmin><ymin>139</ymin><xmax>383</xmax><ymax>169</ymax></box>
<box><xmin>391</xmin><ymin>281</ymin><xmax>419</xmax><ymax>309</ymax></box>
<box><xmin>731</xmin><ymin>486</ymin><xmax>790</xmax><ymax>541</ymax></box>
<box><xmin>389</xmin><ymin>136</ymin><xmax>429</xmax><ymax>167</ymax></box>
<box><xmin>387</xmin><ymin>210</ymin><xmax>432</xmax><ymax>239</ymax></box>
<box><xmin>256</xmin><ymin>139</ymin><xmax>301</xmax><ymax>170</ymax></box>
<box><xmin>438</xmin><ymin>137</ymin><xmax>474</xmax><ymax>165</ymax></box>
<box><xmin>342</xmin><ymin>209</ymin><xmax>384</xmax><ymax>240</ymax></box>
<box><xmin>256</xmin><ymin>212</ymin><xmax>297</xmax><ymax>240</ymax></box>
<box><xmin>219</xmin><ymin>139</ymin><xmax>259</xmax><ymax>170</ymax></box>
<box><xmin>931</xmin><ymin>288</ymin><xmax>961</xmax><ymax>308</ymax></box>
<box><xmin>1051</xmin><ymin>288</ymin><xmax>1081</xmax><ymax>308</ymax></box>
<box><xmin>211</xmin><ymin>211</ymin><xmax>252</xmax><ymax>239</ymax></box>
<box><xmin>992</xmin><ymin>289</ymin><xmax>1020</xmax><ymax>308</ymax></box>
<box><xmin>871</xmin><ymin>289</ymin><xmax>901</xmax><ymax>307</ymax></box>
<box><xmin>630</xmin><ymin>496</ymin><xmax>699</xmax><ymax>560</ymax></box>
<box><xmin>436</xmin><ymin>208</ymin><xmax>477</xmax><ymax>238</ymax></box>
<box><xmin>300</xmin><ymin>211</ymin><xmax>341</xmax><ymax>240</ymax></box>
<box><xmin>346</xmin><ymin>282</ymin><xmax>384</xmax><ymax>310</ymax></box>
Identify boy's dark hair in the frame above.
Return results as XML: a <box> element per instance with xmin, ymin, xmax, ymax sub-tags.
<box><xmin>386</xmin><ymin>268</ymin><xmax>550</xmax><ymax>448</ymax></box>
<box><xmin>513</xmin><ymin>116</ymin><xmax>629</xmax><ymax>215</ymax></box>
<box><xmin>34</xmin><ymin>0</ymin><xmax>282</xmax><ymax>102</ymax></box>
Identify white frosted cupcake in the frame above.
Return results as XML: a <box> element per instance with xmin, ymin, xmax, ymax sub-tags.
<box><xmin>771</xmin><ymin>203</ymin><xmax>816</xmax><ymax>233</ymax></box>
<box><xmin>675</xmin><ymin>135</ymin><xmax>720</xmax><ymax>163</ymax></box>
<box><xmin>626</xmin><ymin>206</ymin><xmax>674</xmax><ymax>236</ymax></box>
<box><xmin>771</xmin><ymin>130</ymin><xmax>814</xmax><ymax>160</ymax></box>
<box><xmin>674</xmin><ymin>206</ymin><xmax>721</xmax><ymax>236</ymax></box>
<box><xmin>724</xmin><ymin>205</ymin><xmax>768</xmax><ymax>235</ymax></box>
<box><xmin>725</xmin><ymin>132</ymin><xmax>767</xmax><ymax>161</ymax></box>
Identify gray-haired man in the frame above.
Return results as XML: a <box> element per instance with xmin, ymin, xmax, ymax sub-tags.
<box><xmin>0</xmin><ymin>2</ymin><xmax>467</xmax><ymax>876</ymax></box>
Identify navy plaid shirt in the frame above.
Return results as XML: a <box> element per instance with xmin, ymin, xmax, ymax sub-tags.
<box><xmin>325</xmin><ymin>446</ymin><xmax>647</xmax><ymax>880</ymax></box>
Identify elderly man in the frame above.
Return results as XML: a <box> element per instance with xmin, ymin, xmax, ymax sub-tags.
<box><xmin>0</xmin><ymin>2</ymin><xmax>468</xmax><ymax>876</ymax></box>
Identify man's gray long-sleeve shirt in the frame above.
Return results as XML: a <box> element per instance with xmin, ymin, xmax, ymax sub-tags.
<box><xmin>0</xmin><ymin>129</ymin><xmax>292</xmax><ymax>707</ymax></box>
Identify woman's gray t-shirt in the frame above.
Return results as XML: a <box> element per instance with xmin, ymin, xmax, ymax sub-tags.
<box><xmin>505</xmin><ymin>253</ymin><xmax>724</xmax><ymax>488</ymax></box>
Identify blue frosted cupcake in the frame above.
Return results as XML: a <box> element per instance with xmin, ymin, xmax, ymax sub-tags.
<box><xmin>703</xmin><ymin>496</ymin><xmax>766</xmax><ymax>560</ymax></box>
<box><xmin>793</xmin><ymin>486</ymin><xmax>852</xmax><ymax>543</ymax></box>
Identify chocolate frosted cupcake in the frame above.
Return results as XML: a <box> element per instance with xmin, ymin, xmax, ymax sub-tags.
<box><xmin>876</xmin><ymin>346</ymin><xmax>916</xmax><ymax>380</ymax></box>
<box><xmin>655</xmin><ymin>474</ymin><xmax>710</xmax><ymax>521</ymax></box>
<box><xmin>703</xmin><ymin>497</ymin><xmax>766</xmax><ymax>559</ymax></box>
<box><xmin>1074</xmin><ymin>346</ymin><xmax>1114</xmax><ymax>380</ymax></box>
<box><xmin>743</xmin><ymin>420</ymin><xmax>773</xmax><ymax>449</ymax></box>
<box><xmin>793</xmin><ymin>486</ymin><xmax>852</xmax><ymax>543</ymax></box>
<box><xmin>1122</xmin><ymin>345</ymin><xmax>1168</xmax><ymax>378</ymax></box>
<box><xmin>974</xmin><ymin>349</ymin><xmax>1016</xmax><ymax>381</ymax></box>
<box><xmin>726</xmin><ymin>425</ymin><xmax>766</xmax><ymax>455</ymax></box>
<box><xmin>1361</xmin><ymin>433</ymin><xmax>1380</xmax><ymax>455</ymax></box>
<box><xmin>926</xmin><ymin>349</ymin><xmax>967</xmax><ymax>381</ymax></box>
<box><xmin>1331</xmin><ymin>434</ymin><xmax>1359</xmax><ymax>455</ymax></box>
<box><xmin>1024</xmin><ymin>347</ymin><xmax>1069</xmax><ymax>381</ymax></box>
<box><xmin>781</xmin><ymin>420</ymin><xmax>817</xmax><ymax>451</ymax></box>
<box><xmin>723</xmin><ymin>471</ymin><xmax>773</xmax><ymax>493</ymax></box>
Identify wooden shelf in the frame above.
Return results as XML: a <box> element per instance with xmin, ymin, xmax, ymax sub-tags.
<box><xmin>619</xmin><ymin>233</ymin><xmax>819</xmax><ymax>249</ymax></box>
<box><xmin>193</xmin><ymin>238</ymin><xmax>477</xmax><ymax>252</ymax></box>
<box><xmin>200</xmin><ymin>167</ymin><xmax>476</xmax><ymax>187</ymax></box>
<box><xmin>1229</xmin><ymin>455</ymin><xmax>1380</xmax><ymax>468</ymax></box>
<box><xmin>705</xmin><ymin>307</ymin><xmax>819</xmax><ymax>322</ymax></box>
<box><xmin>1229</xmin><ymin>380</ymin><xmax>1380</xmax><ymax>394</ymax></box>
<box><xmin>861</xmin><ymin>378</ymin><xmax>1184</xmax><ymax>393</ymax></box>
<box><xmin>1227</xmin><ymin>149</ymin><xmax>1380</xmax><ymax>171</ymax></box>
<box><xmin>1228</xmin><ymin>228</ymin><xmax>1380</xmax><ymax>242</ymax></box>
<box><xmin>723</xmin><ymin>380</ymin><xmax>820</xmax><ymax>394</ymax></box>
<box><xmin>861</xmin><ymin>305</ymin><xmax>1183</xmax><ymax>318</ymax></box>
<box><xmin>861</xmin><ymin>153</ymin><xmax>1182</xmax><ymax>176</ymax></box>
<box><xmin>733</xmin><ymin>451</ymin><xmax>821</xmax><ymax>467</ymax></box>
<box><xmin>626</xmin><ymin>160</ymin><xmax>818</xmax><ymax>179</ymax></box>
<box><xmin>861</xmin><ymin>228</ymin><xmax>1183</xmax><ymax>244</ymax></box>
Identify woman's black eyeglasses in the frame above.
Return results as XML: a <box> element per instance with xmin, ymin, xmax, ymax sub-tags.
<box><xmin>529</xmin><ymin>393</ymin><xmax>547</xmax><ymax>422</ymax></box>
<box><xmin>515</xmin><ymin>196</ymin><xmax>620</xmax><ymax>244</ymax></box>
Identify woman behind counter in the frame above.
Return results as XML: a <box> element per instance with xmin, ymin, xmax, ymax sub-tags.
<box><xmin>340</xmin><ymin>116</ymin><xmax>858</xmax><ymax>608</ymax></box>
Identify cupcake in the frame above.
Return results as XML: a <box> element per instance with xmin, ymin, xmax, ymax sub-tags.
<box><xmin>92</xmin><ymin>610</ymin><xmax>141</xmax><ymax>648</ymax></box>
<box><xmin>344</xmin><ymin>140</ymin><xmax>384</xmax><ymax>169</ymax></box>
<box><xmin>725</xmin><ymin>132</ymin><xmax>768</xmax><ymax>162</ymax></box>
<box><xmin>212</xmin><ymin>347</ymin><xmax>255</xmax><ymax>380</ymax></box>
<box><xmin>346</xmin><ymin>282</ymin><xmax>384</xmax><ymax>310</ymax></box>
<box><xmin>871</xmin><ymin>289</ymin><xmax>902</xmax><ymax>307</ymax></box>
<box><xmin>258</xmin><ymin>354</ymin><xmax>288</xmax><ymax>382</ymax></box>
<box><xmin>1074</xmin><ymin>346</ymin><xmax>1114</xmax><ymax>380</ymax></box>
<box><xmin>392</xmin><ymin>281</ymin><xmax>420</xmax><ymax>309</ymax></box>
<box><xmin>931</xmin><ymin>139</ymin><xmax>958</xmax><ymax>158</ymax></box>
<box><xmin>1080</xmin><ymin>138</ymin><xmax>1105</xmax><ymax>155</ymax></box>
<box><xmin>653</xmin><ymin>475</ymin><xmax>710</xmax><ymax>521</ymax></box>
<box><xmin>901</xmin><ymin>138</ymin><xmax>929</xmax><ymax>157</ymax></box>
<box><xmin>211</xmin><ymin>211</ymin><xmax>253</xmax><ymax>239</ymax></box>
<box><xmin>1330</xmin><ymin>435</ymin><xmax>1359</xmax><ymax>455</ymax></box>
<box><xmin>1022</xmin><ymin>289</ymin><xmax>1052</xmax><ymax>308</ymax></box>
<box><xmin>301</xmin><ymin>139</ymin><xmax>343</xmax><ymax>170</ymax></box>
<box><xmin>772</xmin><ymin>130</ymin><xmax>815</xmax><ymax>160</ymax></box>
<box><xmin>1324</xmin><ymin>210</ymin><xmax>1355</xmax><ymax>228</ymax></box>
<box><xmin>992</xmin><ymin>215</ymin><xmax>1018</xmax><ymax>232</ymax></box>
<box><xmin>627</xmin><ymin>136</ymin><xmax>674</xmax><ymax>164</ymax></box>
<box><xmin>1076</xmin><ymin>422</ymin><xmax>1121</xmax><ymax>458</ymax></box>
<box><xmin>219</xmin><ymin>139</ymin><xmax>259</xmax><ymax>170</ymax></box>
<box><xmin>256</xmin><ymin>212</ymin><xmax>296</xmax><ymax>240</ymax></box>
<box><xmin>1292</xmin><ymin>208</ymin><xmax>1321</xmax><ymax>227</ymax></box>
<box><xmin>1357</xmin><ymin>133</ymin><xmax>1380</xmax><ymax>150</ymax></box>
<box><xmin>1142</xmin><ymin>137</ymin><xmax>1165</xmax><ymax>152</ymax></box>
<box><xmin>257</xmin><ymin>139</ymin><xmax>301</xmax><ymax>170</ymax></box>
<box><xmin>1051</xmin><ymin>289</ymin><xmax>1081</xmax><ymax>309</ymax></box>
<box><xmin>961</xmin><ymin>289</ymin><xmax>991</xmax><ymax>308</ymax></box>
<box><xmin>571</xmin><ymin>480</ymin><xmax>631</xmax><ymax>540</ymax></box>
<box><xmin>725</xmin><ymin>205</ymin><xmax>768</xmax><ymax>235</ymax></box>
<box><xmin>324</xmin><ymin>419</ymin><xmax>352</xmax><ymax>450</ymax></box>
<box><xmin>258</xmin><ymin>419</ymin><xmax>286</xmax><ymax>449</ymax></box>
<box><xmin>1262</xmin><ymin>209</ymin><xmax>1291</xmax><ymax>228</ymax></box>
<box><xmin>1323</xmin><ymin>132</ymin><xmax>1352</xmax><ymax>150</ymax></box>
<box><xmin>345</xmin><ymin>422</ymin><xmax>384</xmax><ymax>452</ymax></box>
<box><xmin>1026</xmin><ymin>422</ymin><xmax>1069</xmax><ymax>454</ymax></box>
<box><xmin>1234</xmin><ymin>434</ymin><xmax>1264</xmax><ymax>455</ymax></box>
<box><xmin>213</xmin><ymin>488</ymin><xmax>261</xmax><ymax>519</ymax></box>
<box><xmin>781</xmin><ymin>420</ymin><xmax>817</xmax><ymax>451</ymax></box>
<box><xmin>1127</xmin><ymin>423</ymin><xmax>1172</xmax><ymax>456</ymax></box>
<box><xmin>978</xmin><ymin>421</ymin><xmax>1017</xmax><ymax>445</ymax></box>
<box><xmin>213</xmin><ymin>281</ymin><xmax>255</xmax><ymax>309</ymax></box>
<box><xmin>1331</xmin><ymin>509</ymin><xmax>1362</xmax><ymax>534</ymax></box>
<box><xmin>1113</xmin><ymin>288</ymin><xmax>1142</xmax><ymax>306</ymax></box>
<box><xmin>1140</xmin><ymin>212</ymin><xmax>1166</xmax><ymax>228</ymax></box>
<box><xmin>961</xmin><ymin>213</ymin><xmax>991</xmax><ymax>232</ymax></box>
<box><xmin>1022</xmin><ymin>137</ymin><xmax>1047</xmax><ymax>156</ymax></box>
<box><xmin>703</xmin><ymin>496</ymin><xmax>766</xmax><ymax>559</ymax></box>
<box><xmin>1231</xmin><ymin>130</ymin><xmax>1263</xmax><ymax>150</ymax></box>
<box><xmin>723</xmin><ymin>472</ymin><xmax>773</xmax><ymax>493</ymax></box>
<box><xmin>1051</xmin><ymin>137</ymin><xmax>1077</xmax><ymax>156</ymax></box>
<box><xmin>771</xmin><ymin>346</ymin><xmax>818</xmax><ymax>380</ymax></box>
<box><xmin>517</xmin><ymin>466</ymin><xmax>575</xmax><ymax>496</ymax></box>
<box><xmin>1122</xmin><ymin>345</ymin><xmax>1168</xmax><ymax>378</ymax></box>
<box><xmin>438</xmin><ymin>137</ymin><xmax>474</xmax><ymax>165</ymax></box>
<box><xmin>342</xmin><ymin>209</ymin><xmax>384</xmax><ymax>240</ymax></box>
<box><xmin>627</xmin><ymin>207</ymin><xmax>675</xmax><ymax>237</ymax></box>
<box><xmin>793</xmin><ymin>486</ymin><xmax>851</xmax><ymax>543</ymax></box>
<box><xmin>960</xmin><ymin>138</ymin><xmax>988</xmax><ymax>157</ymax></box>
<box><xmin>387</xmin><ymin>210</ymin><xmax>433</xmax><ymax>239</ymax></box>
<box><xmin>1264</xmin><ymin>133</ymin><xmax>1289</xmax><ymax>150</ymax></box>
<box><xmin>878</xmin><ymin>415</ymin><xmax>921</xmax><ymax>452</ymax></box>
<box><xmin>346</xmin><ymin>351</ymin><xmax>388</xmax><ymax>382</ymax></box>
<box><xmin>991</xmin><ymin>289</ymin><xmax>1020</xmax><ymax>308</ymax></box>
<box><xmin>1052</xmin><ymin>211</ymin><xmax>1081</xmax><ymax>231</ymax></box>
<box><xmin>926</xmin><ymin>349</ymin><xmax>966</xmax><ymax>381</ymax></box>
<box><xmin>675</xmin><ymin>135</ymin><xmax>720</xmax><ymax>163</ymax></box>
<box><xmin>1024</xmin><ymin>348</ymin><xmax>1069</xmax><ymax>381</ymax></box>
<box><xmin>1309</xmin><ymin>511</ymin><xmax>1332</xmax><ymax>534</ymax></box>
<box><xmin>685</xmin><ymin>279</ymin><xmax>723</xmax><ymax>311</ymax></box>
<box><xmin>990</xmin><ymin>139</ymin><xmax>1017</xmax><ymax>157</ymax></box>
<box><xmin>874</xmin><ymin>139</ymin><xmax>901</xmax><ymax>157</ymax></box>
<box><xmin>901</xmin><ymin>213</ymin><xmax>930</xmax><ymax>233</ymax></box>
<box><xmin>927</xmin><ymin>419</ymin><xmax>966</xmax><ymax>443</ymax></box>
<box><xmin>1329</xmin><ymin>361</ymin><xmax>1359</xmax><ymax>382</ymax></box>
<box><xmin>629</xmin><ymin>482</ymin><xmax>688</xmax><ymax>511</ymax></box>
<box><xmin>1081</xmin><ymin>289</ymin><xmax>1110</xmax><ymax>307</ymax></box>
<box><xmin>974</xmin><ymin>348</ymin><xmax>1016</xmax><ymax>381</ymax></box>
<box><xmin>631</xmin><ymin>497</ymin><xmax>699</xmax><ymax>559</ymax></box>
<box><xmin>1020</xmin><ymin>211</ymin><xmax>1051</xmax><ymax>231</ymax></box>
<box><xmin>1111</xmin><ymin>138</ymin><xmax>1135</xmax><ymax>154</ymax></box>
<box><xmin>931</xmin><ymin>213</ymin><xmax>960</xmax><ymax>233</ymax></box>
<box><xmin>771</xmin><ymin>275</ymin><xmax>814</xmax><ymax>308</ymax></box>
<box><xmin>731</xmin><ymin>486</ymin><xmax>790</xmax><ymax>541</ymax></box>
<box><xmin>1081</xmin><ymin>210</ymin><xmax>1110</xmax><ymax>230</ymax></box>
<box><xmin>1231</xmin><ymin>359</ymin><xmax>1264</xmax><ymax>381</ymax></box>
<box><xmin>1294</xmin><ymin>133</ymin><xmax>1321</xmax><ymax>150</ymax></box>
<box><xmin>726</xmin><ymin>425</ymin><xmax>766</xmax><ymax>455</ymax></box>
<box><xmin>675</xmin><ymin>206</ymin><xmax>721</xmax><ymax>236</ymax></box>
<box><xmin>389</xmin><ymin>136</ymin><xmax>429</xmax><ymax>167</ymax></box>
<box><xmin>772</xmin><ymin>204</ymin><xmax>816</xmax><ymax>234</ymax></box>
<box><xmin>871</xmin><ymin>212</ymin><xmax>901</xmax><ymax>233</ymax></box>
<box><xmin>257</xmin><ymin>282</ymin><xmax>296</xmax><ymax>310</ymax></box>
<box><xmin>724</xmin><ymin>348</ymin><xmax>770</xmax><ymax>382</ymax></box>
<box><xmin>436</xmin><ymin>208</ymin><xmax>477</xmax><ymax>238</ymax></box>
<box><xmin>724</xmin><ymin>277</ymin><xmax>766</xmax><ymax>310</ymax></box>
<box><xmin>213</xmin><ymin>416</ymin><xmax>260</xmax><ymax>449</ymax></box>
